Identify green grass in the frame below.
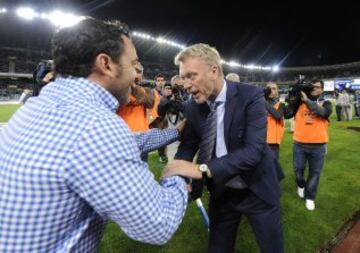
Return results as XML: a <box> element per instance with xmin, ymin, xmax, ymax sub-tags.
<box><xmin>1</xmin><ymin>104</ymin><xmax>360</xmax><ymax>253</ymax></box>
<box><xmin>99</xmin><ymin>115</ymin><xmax>360</xmax><ymax>253</ymax></box>
<box><xmin>0</xmin><ymin>104</ymin><xmax>21</xmax><ymax>122</ymax></box>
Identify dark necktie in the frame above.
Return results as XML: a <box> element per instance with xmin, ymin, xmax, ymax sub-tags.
<box><xmin>198</xmin><ymin>101</ymin><xmax>222</xmax><ymax>163</ymax></box>
<box><xmin>198</xmin><ymin>101</ymin><xmax>248</xmax><ymax>190</ymax></box>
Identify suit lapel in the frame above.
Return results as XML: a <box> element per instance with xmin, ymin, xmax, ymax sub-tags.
<box><xmin>196</xmin><ymin>101</ymin><xmax>211</xmax><ymax>133</ymax></box>
<box><xmin>224</xmin><ymin>82</ymin><xmax>239</xmax><ymax>148</ymax></box>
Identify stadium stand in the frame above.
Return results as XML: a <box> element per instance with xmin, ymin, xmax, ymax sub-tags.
<box><xmin>1</xmin><ymin>42</ymin><xmax>360</xmax><ymax>99</ymax></box>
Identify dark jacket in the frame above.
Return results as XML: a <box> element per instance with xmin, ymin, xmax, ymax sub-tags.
<box><xmin>175</xmin><ymin>81</ymin><xmax>282</xmax><ymax>205</ymax></box>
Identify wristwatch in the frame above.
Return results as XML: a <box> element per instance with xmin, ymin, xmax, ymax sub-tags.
<box><xmin>199</xmin><ymin>164</ymin><xmax>209</xmax><ymax>179</ymax></box>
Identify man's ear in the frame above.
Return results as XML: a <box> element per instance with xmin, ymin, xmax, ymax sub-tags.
<box><xmin>93</xmin><ymin>53</ymin><xmax>115</xmax><ymax>77</ymax></box>
<box><xmin>211</xmin><ymin>65</ymin><xmax>220</xmax><ymax>80</ymax></box>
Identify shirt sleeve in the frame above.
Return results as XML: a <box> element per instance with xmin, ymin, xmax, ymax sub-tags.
<box><xmin>265</xmin><ymin>101</ymin><xmax>284</xmax><ymax>120</ymax></box>
<box><xmin>63</xmin><ymin>114</ymin><xmax>188</xmax><ymax>245</ymax></box>
<box><xmin>134</xmin><ymin>128</ymin><xmax>179</xmax><ymax>153</ymax></box>
<box><xmin>305</xmin><ymin>100</ymin><xmax>333</xmax><ymax>119</ymax></box>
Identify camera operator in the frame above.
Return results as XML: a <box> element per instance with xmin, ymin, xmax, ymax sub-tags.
<box><xmin>146</xmin><ymin>74</ymin><xmax>168</xmax><ymax>162</ymax></box>
<box><xmin>171</xmin><ymin>75</ymin><xmax>190</xmax><ymax>101</ymax></box>
<box><xmin>264</xmin><ymin>82</ymin><xmax>285</xmax><ymax>163</ymax></box>
<box><xmin>117</xmin><ymin>63</ymin><xmax>155</xmax><ymax>164</ymax></box>
<box><xmin>158</xmin><ymin>83</ymin><xmax>186</xmax><ymax>161</ymax></box>
<box><xmin>158</xmin><ymin>84</ymin><xmax>185</xmax><ymax>124</ymax></box>
<box><xmin>33</xmin><ymin>60</ymin><xmax>55</xmax><ymax>96</ymax></box>
<box><xmin>284</xmin><ymin>79</ymin><xmax>332</xmax><ymax>211</ymax></box>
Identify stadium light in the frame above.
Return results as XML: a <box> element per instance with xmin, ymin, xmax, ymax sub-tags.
<box><xmin>40</xmin><ymin>13</ymin><xmax>48</xmax><ymax>19</ymax></box>
<box><xmin>48</xmin><ymin>10</ymin><xmax>85</xmax><ymax>28</ymax></box>
<box><xmin>7</xmin><ymin>5</ymin><xmax>275</xmax><ymax>71</ymax></box>
<box><xmin>16</xmin><ymin>7</ymin><xmax>38</xmax><ymax>20</ymax></box>
<box><xmin>245</xmin><ymin>64</ymin><xmax>256</xmax><ymax>70</ymax></box>
<box><xmin>228</xmin><ymin>61</ymin><xmax>241</xmax><ymax>67</ymax></box>
<box><xmin>153</xmin><ymin>36</ymin><xmax>185</xmax><ymax>49</ymax></box>
<box><xmin>272</xmin><ymin>65</ymin><xmax>280</xmax><ymax>72</ymax></box>
<box><xmin>156</xmin><ymin>37</ymin><xmax>166</xmax><ymax>44</ymax></box>
<box><xmin>132</xmin><ymin>32</ymin><xmax>154</xmax><ymax>40</ymax></box>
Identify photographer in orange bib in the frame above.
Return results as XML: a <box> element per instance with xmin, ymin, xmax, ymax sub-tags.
<box><xmin>285</xmin><ymin>79</ymin><xmax>332</xmax><ymax>211</ymax></box>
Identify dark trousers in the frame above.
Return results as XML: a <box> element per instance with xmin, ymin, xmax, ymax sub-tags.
<box><xmin>268</xmin><ymin>144</ymin><xmax>285</xmax><ymax>180</ymax></box>
<box><xmin>268</xmin><ymin>144</ymin><xmax>280</xmax><ymax>160</ymax></box>
<box><xmin>158</xmin><ymin>146</ymin><xmax>166</xmax><ymax>159</ymax></box>
<box><xmin>335</xmin><ymin>105</ymin><xmax>342</xmax><ymax>121</ymax></box>
<box><xmin>208</xmin><ymin>189</ymin><xmax>283</xmax><ymax>253</ymax></box>
<box><xmin>293</xmin><ymin>143</ymin><xmax>326</xmax><ymax>200</ymax></box>
<box><xmin>140</xmin><ymin>152</ymin><xmax>148</xmax><ymax>162</ymax></box>
<box><xmin>356</xmin><ymin>104</ymin><xmax>360</xmax><ymax>117</ymax></box>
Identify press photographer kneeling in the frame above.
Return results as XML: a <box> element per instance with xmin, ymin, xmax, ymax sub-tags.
<box><xmin>285</xmin><ymin>79</ymin><xmax>332</xmax><ymax>211</ymax></box>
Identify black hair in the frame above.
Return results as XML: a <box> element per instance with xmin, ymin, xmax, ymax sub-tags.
<box><xmin>154</xmin><ymin>73</ymin><xmax>165</xmax><ymax>80</ymax></box>
<box><xmin>312</xmin><ymin>79</ymin><xmax>324</xmax><ymax>89</ymax></box>
<box><xmin>52</xmin><ymin>18</ymin><xmax>130</xmax><ymax>77</ymax></box>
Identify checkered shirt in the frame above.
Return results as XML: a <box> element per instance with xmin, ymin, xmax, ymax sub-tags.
<box><xmin>0</xmin><ymin>77</ymin><xmax>188</xmax><ymax>252</ymax></box>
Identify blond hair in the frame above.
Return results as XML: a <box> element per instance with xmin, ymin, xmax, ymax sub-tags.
<box><xmin>174</xmin><ymin>43</ymin><xmax>223</xmax><ymax>76</ymax></box>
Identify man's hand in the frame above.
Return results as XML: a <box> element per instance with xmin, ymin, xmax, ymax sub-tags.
<box><xmin>175</xmin><ymin>119</ymin><xmax>187</xmax><ymax>134</ymax></box>
<box><xmin>301</xmin><ymin>91</ymin><xmax>308</xmax><ymax>102</ymax></box>
<box><xmin>42</xmin><ymin>72</ymin><xmax>55</xmax><ymax>83</ymax></box>
<box><xmin>162</xmin><ymin>160</ymin><xmax>202</xmax><ymax>179</ymax></box>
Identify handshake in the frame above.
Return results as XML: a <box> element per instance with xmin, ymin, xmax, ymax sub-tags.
<box><xmin>162</xmin><ymin>160</ymin><xmax>208</xmax><ymax>200</ymax></box>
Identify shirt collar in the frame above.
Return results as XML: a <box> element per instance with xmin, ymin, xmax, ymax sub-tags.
<box><xmin>55</xmin><ymin>76</ymin><xmax>119</xmax><ymax>112</ymax></box>
<box><xmin>206</xmin><ymin>80</ymin><xmax>227</xmax><ymax>107</ymax></box>
<box><xmin>215</xmin><ymin>80</ymin><xmax>227</xmax><ymax>104</ymax></box>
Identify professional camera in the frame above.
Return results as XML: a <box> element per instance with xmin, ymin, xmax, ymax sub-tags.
<box><xmin>168</xmin><ymin>86</ymin><xmax>185</xmax><ymax>115</ymax></box>
<box><xmin>159</xmin><ymin>84</ymin><xmax>185</xmax><ymax>124</ymax></box>
<box><xmin>171</xmin><ymin>86</ymin><xmax>180</xmax><ymax>96</ymax></box>
<box><xmin>285</xmin><ymin>75</ymin><xmax>313</xmax><ymax>106</ymax></box>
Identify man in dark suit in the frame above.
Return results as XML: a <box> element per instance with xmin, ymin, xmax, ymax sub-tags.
<box><xmin>163</xmin><ymin>43</ymin><xmax>283</xmax><ymax>253</ymax></box>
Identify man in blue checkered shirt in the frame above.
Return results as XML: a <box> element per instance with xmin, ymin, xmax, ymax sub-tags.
<box><xmin>0</xmin><ymin>18</ymin><xmax>188</xmax><ymax>252</ymax></box>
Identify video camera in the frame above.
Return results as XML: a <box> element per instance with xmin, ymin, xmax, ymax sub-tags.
<box><xmin>158</xmin><ymin>84</ymin><xmax>185</xmax><ymax>125</ymax></box>
<box><xmin>168</xmin><ymin>85</ymin><xmax>185</xmax><ymax>115</ymax></box>
<box><xmin>285</xmin><ymin>75</ymin><xmax>313</xmax><ymax>106</ymax></box>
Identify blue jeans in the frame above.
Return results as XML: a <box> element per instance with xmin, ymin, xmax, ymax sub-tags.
<box><xmin>293</xmin><ymin>143</ymin><xmax>326</xmax><ymax>200</ymax></box>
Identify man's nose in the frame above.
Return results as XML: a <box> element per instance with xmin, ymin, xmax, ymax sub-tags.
<box><xmin>184</xmin><ymin>81</ymin><xmax>192</xmax><ymax>91</ymax></box>
<box><xmin>135</xmin><ymin>62</ymin><xmax>143</xmax><ymax>73</ymax></box>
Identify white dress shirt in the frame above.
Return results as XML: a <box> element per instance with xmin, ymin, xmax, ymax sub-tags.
<box><xmin>214</xmin><ymin>80</ymin><xmax>227</xmax><ymax>158</ymax></box>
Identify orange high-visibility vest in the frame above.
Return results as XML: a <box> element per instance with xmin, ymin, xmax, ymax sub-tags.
<box><xmin>117</xmin><ymin>89</ymin><xmax>149</xmax><ymax>132</ymax></box>
<box><xmin>293</xmin><ymin>102</ymin><xmax>329</xmax><ymax>143</ymax></box>
<box><xmin>266</xmin><ymin>102</ymin><xmax>285</xmax><ymax>145</ymax></box>
<box><xmin>149</xmin><ymin>90</ymin><xmax>160</xmax><ymax>120</ymax></box>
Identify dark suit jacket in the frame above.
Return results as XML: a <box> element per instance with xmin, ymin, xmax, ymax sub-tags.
<box><xmin>175</xmin><ymin>81</ymin><xmax>281</xmax><ymax>206</ymax></box>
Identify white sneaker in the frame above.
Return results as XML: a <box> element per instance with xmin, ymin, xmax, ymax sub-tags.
<box><xmin>297</xmin><ymin>187</ymin><xmax>304</xmax><ymax>198</ymax></box>
<box><xmin>305</xmin><ymin>199</ymin><xmax>315</xmax><ymax>211</ymax></box>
